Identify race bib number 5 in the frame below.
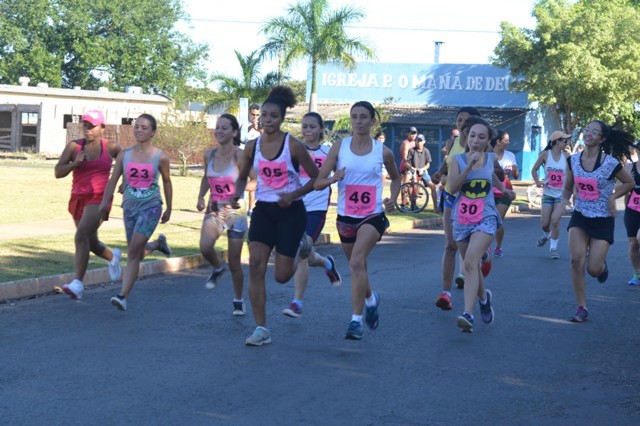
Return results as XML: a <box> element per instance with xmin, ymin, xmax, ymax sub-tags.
<box><xmin>300</xmin><ymin>155</ymin><xmax>325</xmax><ymax>178</ymax></box>
<box><xmin>345</xmin><ymin>184</ymin><xmax>376</xmax><ymax>216</ymax></box>
<box><xmin>126</xmin><ymin>162</ymin><xmax>154</xmax><ymax>189</ymax></box>
<box><xmin>574</xmin><ymin>176</ymin><xmax>598</xmax><ymax>201</ymax></box>
<box><xmin>259</xmin><ymin>160</ymin><xmax>288</xmax><ymax>189</ymax></box>
<box><xmin>457</xmin><ymin>196</ymin><xmax>484</xmax><ymax>225</ymax></box>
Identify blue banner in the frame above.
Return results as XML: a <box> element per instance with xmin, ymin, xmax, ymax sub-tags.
<box><xmin>311</xmin><ymin>63</ymin><xmax>528</xmax><ymax>108</ymax></box>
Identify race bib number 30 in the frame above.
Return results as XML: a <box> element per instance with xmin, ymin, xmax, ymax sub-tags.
<box><xmin>259</xmin><ymin>160</ymin><xmax>288</xmax><ymax>189</ymax></box>
<box><xmin>575</xmin><ymin>176</ymin><xmax>598</xmax><ymax>201</ymax></box>
<box><xmin>547</xmin><ymin>170</ymin><xmax>564</xmax><ymax>189</ymax></box>
<box><xmin>345</xmin><ymin>184</ymin><xmax>376</xmax><ymax>216</ymax></box>
<box><xmin>208</xmin><ymin>176</ymin><xmax>235</xmax><ymax>202</ymax></box>
<box><xmin>457</xmin><ymin>196</ymin><xmax>484</xmax><ymax>225</ymax></box>
<box><xmin>126</xmin><ymin>162</ymin><xmax>154</xmax><ymax>189</ymax></box>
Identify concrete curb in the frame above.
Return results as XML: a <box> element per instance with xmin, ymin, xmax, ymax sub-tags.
<box><xmin>0</xmin><ymin>231</ymin><xmax>339</xmax><ymax>303</ymax></box>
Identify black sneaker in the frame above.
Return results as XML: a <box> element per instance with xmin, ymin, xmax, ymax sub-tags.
<box><xmin>205</xmin><ymin>266</ymin><xmax>226</xmax><ymax>289</ymax></box>
<box><xmin>364</xmin><ymin>291</ymin><xmax>380</xmax><ymax>330</ymax></box>
<box><xmin>324</xmin><ymin>255</ymin><xmax>342</xmax><ymax>287</ymax></box>
<box><xmin>157</xmin><ymin>234</ymin><xmax>172</xmax><ymax>257</ymax></box>
<box><xmin>345</xmin><ymin>320</ymin><xmax>363</xmax><ymax>340</ymax></box>
<box><xmin>232</xmin><ymin>301</ymin><xmax>245</xmax><ymax>316</ymax></box>
<box><xmin>597</xmin><ymin>261</ymin><xmax>608</xmax><ymax>283</ymax></box>
<box><xmin>479</xmin><ymin>289</ymin><xmax>494</xmax><ymax>324</ymax></box>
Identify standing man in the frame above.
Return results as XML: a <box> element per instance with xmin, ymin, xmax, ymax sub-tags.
<box><xmin>54</xmin><ymin>110</ymin><xmax>122</xmax><ymax>299</ymax></box>
<box><xmin>399</xmin><ymin>126</ymin><xmax>418</xmax><ymax>206</ymax></box>
<box><xmin>241</xmin><ymin>104</ymin><xmax>261</xmax><ymax>215</ymax></box>
<box><xmin>406</xmin><ymin>134</ymin><xmax>440</xmax><ymax>212</ymax></box>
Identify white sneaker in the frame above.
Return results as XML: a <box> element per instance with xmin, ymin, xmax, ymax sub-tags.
<box><xmin>245</xmin><ymin>326</ymin><xmax>271</xmax><ymax>346</ymax></box>
<box><xmin>110</xmin><ymin>295</ymin><xmax>127</xmax><ymax>311</ymax></box>
<box><xmin>108</xmin><ymin>248</ymin><xmax>122</xmax><ymax>281</ymax></box>
<box><xmin>62</xmin><ymin>279</ymin><xmax>84</xmax><ymax>299</ymax></box>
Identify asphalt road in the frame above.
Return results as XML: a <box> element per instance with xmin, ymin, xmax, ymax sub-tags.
<box><xmin>2</xmin><ymin>213</ymin><xmax>639</xmax><ymax>425</ymax></box>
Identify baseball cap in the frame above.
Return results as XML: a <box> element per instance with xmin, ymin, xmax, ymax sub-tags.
<box><xmin>416</xmin><ymin>134</ymin><xmax>426</xmax><ymax>142</ymax></box>
<box><xmin>549</xmin><ymin>130</ymin><xmax>571</xmax><ymax>142</ymax></box>
<box><xmin>409</xmin><ymin>126</ymin><xmax>418</xmax><ymax>133</ymax></box>
<box><xmin>81</xmin><ymin>110</ymin><xmax>105</xmax><ymax>127</ymax></box>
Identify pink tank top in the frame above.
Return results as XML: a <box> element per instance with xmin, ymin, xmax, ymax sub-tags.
<box><xmin>71</xmin><ymin>138</ymin><xmax>113</xmax><ymax>196</ymax></box>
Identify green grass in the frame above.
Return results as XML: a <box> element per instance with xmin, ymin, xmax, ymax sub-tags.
<box><xmin>0</xmin><ymin>162</ymin><xmax>439</xmax><ymax>283</ymax></box>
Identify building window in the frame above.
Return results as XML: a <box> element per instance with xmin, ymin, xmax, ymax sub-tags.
<box><xmin>63</xmin><ymin>114</ymin><xmax>80</xmax><ymax>129</ymax></box>
<box><xmin>121</xmin><ymin>118</ymin><xmax>134</xmax><ymax>125</ymax></box>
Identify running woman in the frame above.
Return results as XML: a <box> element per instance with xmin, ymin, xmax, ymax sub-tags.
<box><xmin>531</xmin><ymin>131</ymin><xmax>571</xmax><ymax>259</ymax></box>
<box><xmin>99</xmin><ymin>114</ymin><xmax>173</xmax><ymax>311</ymax></box>
<box><xmin>197</xmin><ymin>114</ymin><xmax>253</xmax><ymax>316</ymax></box>
<box><xmin>282</xmin><ymin>112</ymin><xmax>342</xmax><ymax>318</ymax></box>
<box><xmin>491</xmin><ymin>130</ymin><xmax>519</xmax><ymax>257</ymax></box>
<box><xmin>447</xmin><ymin>119</ymin><xmax>516</xmax><ymax>333</ymax></box>
<box><xmin>233</xmin><ymin>86</ymin><xmax>319</xmax><ymax>346</ymax></box>
<box><xmin>623</xmin><ymin>145</ymin><xmax>640</xmax><ymax>285</ymax></box>
<box><xmin>315</xmin><ymin>101</ymin><xmax>401</xmax><ymax>340</ymax></box>
<box><xmin>553</xmin><ymin>121</ymin><xmax>634</xmax><ymax>322</ymax></box>
<box><xmin>55</xmin><ymin>110</ymin><xmax>122</xmax><ymax>299</ymax></box>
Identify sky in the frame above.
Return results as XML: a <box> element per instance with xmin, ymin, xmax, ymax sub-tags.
<box><xmin>178</xmin><ymin>0</ymin><xmax>538</xmax><ymax>87</ymax></box>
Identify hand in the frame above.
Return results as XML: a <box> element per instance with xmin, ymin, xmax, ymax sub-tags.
<box><xmin>277</xmin><ymin>192</ymin><xmax>294</xmax><ymax>208</ymax></box>
<box><xmin>74</xmin><ymin>151</ymin><xmax>87</xmax><ymax>164</ymax></box>
<box><xmin>161</xmin><ymin>209</ymin><xmax>171</xmax><ymax>223</ymax></box>
<box><xmin>229</xmin><ymin>196</ymin><xmax>241</xmax><ymax>209</ymax></box>
<box><xmin>535</xmin><ymin>182</ymin><xmax>544</xmax><ymax>188</ymax></box>
<box><xmin>98</xmin><ymin>201</ymin><xmax>109</xmax><ymax>221</ymax></box>
<box><xmin>469</xmin><ymin>152</ymin><xmax>481</xmax><ymax>165</ymax></box>
<box><xmin>507</xmin><ymin>189</ymin><xmax>517</xmax><ymax>200</ymax></box>
<box><xmin>333</xmin><ymin>167</ymin><xmax>346</xmax><ymax>183</ymax></box>
<box><xmin>117</xmin><ymin>182</ymin><xmax>124</xmax><ymax>194</ymax></box>
<box><xmin>608</xmin><ymin>195</ymin><xmax>617</xmax><ymax>217</ymax></box>
<box><xmin>196</xmin><ymin>197</ymin><xmax>205</xmax><ymax>212</ymax></box>
<box><xmin>432</xmin><ymin>172</ymin><xmax>441</xmax><ymax>184</ymax></box>
<box><xmin>383</xmin><ymin>197</ymin><xmax>395</xmax><ymax>212</ymax></box>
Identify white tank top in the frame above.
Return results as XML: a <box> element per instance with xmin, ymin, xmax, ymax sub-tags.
<box><xmin>253</xmin><ymin>133</ymin><xmax>303</xmax><ymax>203</ymax></box>
<box><xmin>301</xmin><ymin>144</ymin><xmax>331</xmax><ymax>212</ymax></box>
<box><xmin>543</xmin><ymin>150</ymin><xmax>567</xmax><ymax>199</ymax></box>
<box><xmin>206</xmin><ymin>148</ymin><xmax>240</xmax><ymax>203</ymax></box>
<box><xmin>337</xmin><ymin>136</ymin><xmax>384</xmax><ymax>217</ymax></box>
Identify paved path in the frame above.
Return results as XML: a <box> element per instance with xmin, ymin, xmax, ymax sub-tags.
<box><xmin>2</xmin><ymin>214</ymin><xmax>639</xmax><ymax>424</ymax></box>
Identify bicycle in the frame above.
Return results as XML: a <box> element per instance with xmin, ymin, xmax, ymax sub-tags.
<box><xmin>395</xmin><ymin>170</ymin><xmax>429</xmax><ymax>213</ymax></box>
<box><xmin>527</xmin><ymin>184</ymin><xmax>543</xmax><ymax>209</ymax></box>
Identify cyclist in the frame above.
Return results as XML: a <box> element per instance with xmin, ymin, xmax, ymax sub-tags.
<box><xmin>406</xmin><ymin>134</ymin><xmax>439</xmax><ymax>212</ymax></box>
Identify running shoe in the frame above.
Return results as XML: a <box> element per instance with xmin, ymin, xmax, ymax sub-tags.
<box><xmin>455</xmin><ymin>273</ymin><xmax>465</xmax><ymax>289</ymax></box>
<box><xmin>549</xmin><ymin>249</ymin><xmax>560</xmax><ymax>260</ymax></box>
<box><xmin>205</xmin><ymin>266</ymin><xmax>226</xmax><ymax>289</ymax></box>
<box><xmin>494</xmin><ymin>247</ymin><xmax>503</xmax><ymax>257</ymax></box>
<box><xmin>345</xmin><ymin>320</ymin><xmax>364</xmax><ymax>340</ymax></box>
<box><xmin>108</xmin><ymin>248</ymin><xmax>122</xmax><ymax>281</ymax></box>
<box><xmin>157</xmin><ymin>234</ymin><xmax>172</xmax><ymax>257</ymax></box>
<box><xmin>110</xmin><ymin>295</ymin><xmax>127</xmax><ymax>311</ymax></box>
<box><xmin>232</xmin><ymin>301</ymin><xmax>245</xmax><ymax>316</ymax></box>
<box><xmin>537</xmin><ymin>235</ymin><xmax>549</xmax><ymax>247</ymax></box>
<box><xmin>62</xmin><ymin>279</ymin><xmax>84</xmax><ymax>300</ymax></box>
<box><xmin>435</xmin><ymin>293</ymin><xmax>452</xmax><ymax>311</ymax></box>
<box><xmin>481</xmin><ymin>248</ymin><xmax>492</xmax><ymax>277</ymax></box>
<box><xmin>364</xmin><ymin>291</ymin><xmax>380</xmax><ymax>330</ymax></box>
<box><xmin>456</xmin><ymin>312</ymin><xmax>474</xmax><ymax>333</ymax></box>
<box><xmin>325</xmin><ymin>255</ymin><xmax>342</xmax><ymax>287</ymax></box>
<box><xmin>570</xmin><ymin>306</ymin><xmax>588</xmax><ymax>323</ymax></box>
<box><xmin>298</xmin><ymin>236</ymin><xmax>311</xmax><ymax>260</ymax></box>
<box><xmin>628</xmin><ymin>274</ymin><xmax>640</xmax><ymax>286</ymax></box>
<box><xmin>479</xmin><ymin>289</ymin><xmax>494</xmax><ymax>324</ymax></box>
<box><xmin>597</xmin><ymin>261</ymin><xmax>608</xmax><ymax>283</ymax></box>
<box><xmin>282</xmin><ymin>301</ymin><xmax>302</xmax><ymax>318</ymax></box>
<box><xmin>245</xmin><ymin>326</ymin><xmax>271</xmax><ymax>346</ymax></box>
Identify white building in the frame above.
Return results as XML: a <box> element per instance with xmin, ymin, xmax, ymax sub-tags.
<box><xmin>0</xmin><ymin>81</ymin><xmax>171</xmax><ymax>154</ymax></box>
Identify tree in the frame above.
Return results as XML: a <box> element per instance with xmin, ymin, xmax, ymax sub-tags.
<box><xmin>0</xmin><ymin>0</ymin><xmax>208</xmax><ymax>95</ymax></box>
<box><xmin>261</xmin><ymin>0</ymin><xmax>376</xmax><ymax>112</ymax></box>
<box><xmin>492</xmin><ymin>0</ymin><xmax>640</xmax><ymax>132</ymax></box>
<box><xmin>209</xmin><ymin>50</ymin><xmax>283</xmax><ymax>113</ymax></box>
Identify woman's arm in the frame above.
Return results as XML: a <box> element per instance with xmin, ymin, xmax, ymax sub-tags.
<box><xmin>448</xmin><ymin>153</ymin><xmax>479</xmax><ymax>194</ymax></box>
<box><xmin>278</xmin><ymin>138</ymin><xmax>318</xmax><ymax>207</ymax></box>
<box><xmin>99</xmin><ymin>151</ymin><xmax>124</xmax><ymax>219</ymax></box>
<box><xmin>383</xmin><ymin>146</ymin><xmax>401</xmax><ymax>211</ymax></box>
<box><xmin>531</xmin><ymin>151</ymin><xmax>547</xmax><ymax>188</ymax></box>
<box><xmin>315</xmin><ymin>141</ymin><xmax>342</xmax><ymax>190</ymax></box>
<box><xmin>159</xmin><ymin>152</ymin><xmax>173</xmax><ymax>223</ymax></box>
<box><xmin>233</xmin><ymin>140</ymin><xmax>255</xmax><ymax>200</ymax></box>
<box><xmin>197</xmin><ymin>150</ymin><xmax>211</xmax><ymax>211</ymax></box>
<box><xmin>54</xmin><ymin>141</ymin><xmax>81</xmax><ymax>179</ymax></box>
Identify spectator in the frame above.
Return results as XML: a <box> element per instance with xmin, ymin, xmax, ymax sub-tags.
<box><xmin>406</xmin><ymin>134</ymin><xmax>439</xmax><ymax>212</ymax></box>
<box><xmin>399</xmin><ymin>126</ymin><xmax>418</xmax><ymax>205</ymax></box>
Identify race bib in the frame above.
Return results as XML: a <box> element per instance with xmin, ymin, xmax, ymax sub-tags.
<box><xmin>628</xmin><ymin>191</ymin><xmax>640</xmax><ymax>213</ymax></box>
<box><xmin>300</xmin><ymin>155</ymin><xmax>325</xmax><ymax>178</ymax></box>
<box><xmin>547</xmin><ymin>170</ymin><xmax>564</xmax><ymax>188</ymax></box>
<box><xmin>345</xmin><ymin>184</ymin><xmax>376</xmax><ymax>216</ymax></box>
<box><xmin>258</xmin><ymin>160</ymin><xmax>288</xmax><ymax>189</ymax></box>
<box><xmin>575</xmin><ymin>176</ymin><xmax>598</xmax><ymax>201</ymax></box>
<box><xmin>457</xmin><ymin>196</ymin><xmax>484</xmax><ymax>225</ymax></box>
<box><xmin>126</xmin><ymin>162</ymin><xmax>154</xmax><ymax>189</ymax></box>
<box><xmin>208</xmin><ymin>176</ymin><xmax>235</xmax><ymax>202</ymax></box>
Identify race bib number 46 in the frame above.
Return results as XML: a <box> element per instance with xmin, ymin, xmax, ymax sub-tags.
<box><xmin>345</xmin><ymin>184</ymin><xmax>376</xmax><ymax>216</ymax></box>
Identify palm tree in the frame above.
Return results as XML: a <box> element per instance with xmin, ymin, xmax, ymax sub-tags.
<box><xmin>261</xmin><ymin>0</ymin><xmax>376</xmax><ymax>112</ymax></box>
<box><xmin>209</xmin><ymin>50</ymin><xmax>283</xmax><ymax>112</ymax></box>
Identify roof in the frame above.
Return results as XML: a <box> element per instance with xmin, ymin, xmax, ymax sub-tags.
<box><xmin>288</xmin><ymin>103</ymin><xmax>531</xmax><ymax>127</ymax></box>
<box><xmin>0</xmin><ymin>84</ymin><xmax>171</xmax><ymax>103</ymax></box>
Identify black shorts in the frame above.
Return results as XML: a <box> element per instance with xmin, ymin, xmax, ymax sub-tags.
<box><xmin>567</xmin><ymin>210</ymin><xmax>614</xmax><ymax>244</ymax></box>
<box><xmin>248</xmin><ymin>200</ymin><xmax>307</xmax><ymax>257</ymax></box>
<box><xmin>306</xmin><ymin>210</ymin><xmax>327</xmax><ymax>243</ymax></box>
<box><xmin>624</xmin><ymin>208</ymin><xmax>640</xmax><ymax>238</ymax></box>
<box><xmin>336</xmin><ymin>213</ymin><xmax>389</xmax><ymax>244</ymax></box>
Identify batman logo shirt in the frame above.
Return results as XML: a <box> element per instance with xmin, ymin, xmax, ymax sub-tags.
<box><xmin>461</xmin><ymin>179</ymin><xmax>491</xmax><ymax>199</ymax></box>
